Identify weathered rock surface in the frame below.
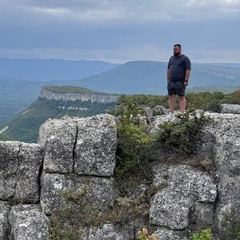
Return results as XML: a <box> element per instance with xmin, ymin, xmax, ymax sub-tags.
<box><xmin>38</xmin><ymin>114</ymin><xmax>117</xmax><ymax>177</ymax></box>
<box><xmin>0</xmin><ymin>201</ymin><xmax>10</xmax><ymax>240</ymax></box>
<box><xmin>85</xmin><ymin>224</ymin><xmax>134</xmax><ymax>240</ymax></box>
<box><xmin>150</xmin><ymin>164</ymin><xmax>217</xmax><ymax>229</ymax></box>
<box><xmin>0</xmin><ymin>141</ymin><xmax>43</xmax><ymax>203</ymax></box>
<box><xmin>0</xmin><ymin>108</ymin><xmax>240</xmax><ymax>239</ymax></box>
<box><xmin>221</xmin><ymin>103</ymin><xmax>240</xmax><ymax>114</ymax></box>
<box><xmin>153</xmin><ymin>227</ymin><xmax>190</xmax><ymax>240</ymax></box>
<box><xmin>73</xmin><ymin>114</ymin><xmax>117</xmax><ymax>176</ymax></box>
<box><xmin>148</xmin><ymin>109</ymin><xmax>240</xmax><ymax>239</ymax></box>
<box><xmin>9</xmin><ymin>204</ymin><xmax>50</xmax><ymax>240</ymax></box>
<box><xmin>38</xmin><ymin>117</ymin><xmax>77</xmax><ymax>173</ymax></box>
<box><xmin>204</xmin><ymin>113</ymin><xmax>240</xmax><ymax>233</ymax></box>
<box><xmin>41</xmin><ymin>172</ymin><xmax>117</xmax><ymax>215</ymax></box>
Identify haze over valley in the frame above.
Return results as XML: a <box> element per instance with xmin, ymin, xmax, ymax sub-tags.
<box><xmin>0</xmin><ymin>58</ymin><xmax>240</xmax><ymax>125</ymax></box>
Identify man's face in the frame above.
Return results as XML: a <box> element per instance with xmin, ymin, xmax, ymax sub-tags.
<box><xmin>173</xmin><ymin>46</ymin><xmax>181</xmax><ymax>56</ymax></box>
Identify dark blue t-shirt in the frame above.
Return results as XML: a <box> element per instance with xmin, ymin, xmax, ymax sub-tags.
<box><xmin>167</xmin><ymin>54</ymin><xmax>191</xmax><ymax>82</ymax></box>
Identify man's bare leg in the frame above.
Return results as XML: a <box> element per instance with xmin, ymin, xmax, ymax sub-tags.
<box><xmin>178</xmin><ymin>96</ymin><xmax>186</xmax><ymax>113</ymax></box>
<box><xmin>169</xmin><ymin>95</ymin><xmax>176</xmax><ymax>113</ymax></box>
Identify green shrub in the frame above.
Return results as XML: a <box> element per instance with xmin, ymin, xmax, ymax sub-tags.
<box><xmin>205</xmin><ymin>101</ymin><xmax>221</xmax><ymax>112</ymax></box>
<box><xmin>116</xmin><ymin>94</ymin><xmax>168</xmax><ymax>109</ymax></box>
<box><xmin>116</xmin><ymin>91</ymin><xmax>240</xmax><ymax>114</ymax></box>
<box><xmin>137</xmin><ymin>228</ymin><xmax>159</xmax><ymax>240</ymax></box>
<box><xmin>154</xmin><ymin>110</ymin><xmax>213</xmax><ymax>156</ymax></box>
<box><xmin>48</xmin><ymin>224</ymin><xmax>83</xmax><ymax>240</ymax></box>
<box><xmin>190</xmin><ymin>228</ymin><xmax>212</xmax><ymax>240</ymax></box>
<box><xmin>115</xmin><ymin>99</ymin><xmax>154</xmax><ymax>194</ymax></box>
<box><xmin>48</xmin><ymin>197</ymin><xmax>150</xmax><ymax>240</ymax></box>
<box><xmin>219</xmin><ymin>210</ymin><xmax>240</xmax><ymax>240</ymax></box>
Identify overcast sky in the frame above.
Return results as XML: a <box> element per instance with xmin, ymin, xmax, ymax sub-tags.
<box><xmin>0</xmin><ymin>0</ymin><xmax>239</xmax><ymax>63</ymax></box>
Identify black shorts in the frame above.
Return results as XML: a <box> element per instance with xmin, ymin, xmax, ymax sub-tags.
<box><xmin>167</xmin><ymin>81</ymin><xmax>185</xmax><ymax>96</ymax></box>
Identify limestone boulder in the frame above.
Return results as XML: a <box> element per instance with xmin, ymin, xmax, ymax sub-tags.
<box><xmin>152</xmin><ymin>105</ymin><xmax>168</xmax><ymax>116</ymax></box>
<box><xmin>38</xmin><ymin>117</ymin><xmax>77</xmax><ymax>173</ymax></box>
<box><xmin>204</xmin><ymin>113</ymin><xmax>240</xmax><ymax>230</ymax></box>
<box><xmin>9</xmin><ymin>204</ymin><xmax>50</xmax><ymax>240</ymax></box>
<box><xmin>0</xmin><ymin>141</ymin><xmax>20</xmax><ymax>200</ymax></box>
<box><xmin>86</xmin><ymin>224</ymin><xmax>134</xmax><ymax>240</ymax></box>
<box><xmin>150</xmin><ymin>188</ymin><xmax>193</xmax><ymax>229</ymax></box>
<box><xmin>41</xmin><ymin>172</ymin><xmax>117</xmax><ymax>215</ymax></box>
<box><xmin>15</xmin><ymin>142</ymin><xmax>44</xmax><ymax>203</ymax></box>
<box><xmin>149</xmin><ymin>115</ymin><xmax>168</xmax><ymax>135</ymax></box>
<box><xmin>153</xmin><ymin>227</ymin><xmax>190</xmax><ymax>240</ymax></box>
<box><xmin>220</xmin><ymin>104</ymin><xmax>240</xmax><ymax>114</ymax></box>
<box><xmin>38</xmin><ymin>114</ymin><xmax>117</xmax><ymax>177</ymax></box>
<box><xmin>0</xmin><ymin>201</ymin><xmax>10</xmax><ymax>240</ymax></box>
<box><xmin>73</xmin><ymin>114</ymin><xmax>117</xmax><ymax>177</ymax></box>
<box><xmin>0</xmin><ymin>141</ymin><xmax>43</xmax><ymax>203</ymax></box>
<box><xmin>150</xmin><ymin>164</ymin><xmax>217</xmax><ymax>229</ymax></box>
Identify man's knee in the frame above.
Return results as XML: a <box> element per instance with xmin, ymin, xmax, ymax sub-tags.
<box><xmin>178</xmin><ymin>96</ymin><xmax>185</xmax><ymax>101</ymax></box>
<box><xmin>169</xmin><ymin>95</ymin><xmax>176</xmax><ymax>100</ymax></box>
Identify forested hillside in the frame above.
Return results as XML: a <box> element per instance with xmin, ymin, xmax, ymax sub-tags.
<box><xmin>0</xmin><ymin>97</ymin><xmax>116</xmax><ymax>143</ymax></box>
<box><xmin>1</xmin><ymin>89</ymin><xmax>239</xmax><ymax>143</ymax></box>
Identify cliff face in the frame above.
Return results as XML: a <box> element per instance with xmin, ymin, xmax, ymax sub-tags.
<box><xmin>40</xmin><ymin>88</ymin><xmax>119</xmax><ymax>103</ymax></box>
<box><xmin>0</xmin><ymin>107</ymin><xmax>240</xmax><ymax>239</ymax></box>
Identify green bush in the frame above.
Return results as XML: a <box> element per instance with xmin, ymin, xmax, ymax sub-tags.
<box><xmin>205</xmin><ymin>101</ymin><xmax>222</xmax><ymax>112</ymax></box>
<box><xmin>115</xmin><ymin>99</ymin><xmax>154</xmax><ymax>194</ymax></box>
<box><xmin>137</xmin><ymin>228</ymin><xmax>159</xmax><ymax>240</ymax></box>
<box><xmin>190</xmin><ymin>228</ymin><xmax>212</xmax><ymax>240</ymax></box>
<box><xmin>116</xmin><ymin>90</ymin><xmax>240</xmax><ymax>113</ymax></box>
<box><xmin>155</xmin><ymin>110</ymin><xmax>213</xmax><ymax>155</ymax></box>
<box><xmin>219</xmin><ymin>210</ymin><xmax>240</xmax><ymax>240</ymax></box>
<box><xmin>116</xmin><ymin>94</ymin><xmax>168</xmax><ymax>109</ymax></box>
<box><xmin>48</xmin><ymin>196</ymin><xmax>150</xmax><ymax>240</ymax></box>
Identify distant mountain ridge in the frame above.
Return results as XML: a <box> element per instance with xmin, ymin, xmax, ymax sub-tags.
<box><xmin>0</xmin><ymin>58</ymin><xmax>120</xmax><ymax>81</ymax></box>
<box><xmin>69</xmin><ymin>60</ymin><xmax>240</xmax><ymax>95</ymax></box>
<box><xmin>0</xmin><ymin>59</ymin><xmax>239</xmax><ymax>124</ymax></box>
<box><xmin>0</xmin><ymin>59</ymin><xmax>119</xmax><ymax>123</ymax></box>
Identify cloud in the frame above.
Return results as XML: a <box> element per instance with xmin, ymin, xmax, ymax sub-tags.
<box><xmin>0</xmin><ymin>0</ymin><xmax>239</xmax><ymax>62</ymax></box>
<box><xmin>2</xmin><ymin>0</ymin><xmax>239</xmax><ymax>25</ymax></box>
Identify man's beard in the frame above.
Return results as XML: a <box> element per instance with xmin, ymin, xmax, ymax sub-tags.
<box><xmin>174</xmin><ymin>52</ymin><xmax>180</xmax><ymax>56</ymax></box>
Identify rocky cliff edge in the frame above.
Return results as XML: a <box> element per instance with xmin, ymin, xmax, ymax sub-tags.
<box><xmin>0</xmin><ymin>105</ymin><xmax>240</xmax><ymax>239</ymax></box>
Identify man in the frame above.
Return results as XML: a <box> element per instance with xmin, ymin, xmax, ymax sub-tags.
<box><xmin>166</xmin><ymin>44</ymin><xmax>191</xmax><ymax>118</ymax></box>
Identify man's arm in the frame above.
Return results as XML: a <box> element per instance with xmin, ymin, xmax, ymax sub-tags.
<box><xmin>185</xmin><ymin>69</ymin><xmax>191</xmax><ymax>81</ymax></box>
<box><xmin>167</xmin><ymin>69</ymin><xmax>170</xmax><ymax>82</ymax></box>
<box><xmin>184</xmin><ymin>56</ymin><xmax>191</xmax><ymax>81</ymax></box>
